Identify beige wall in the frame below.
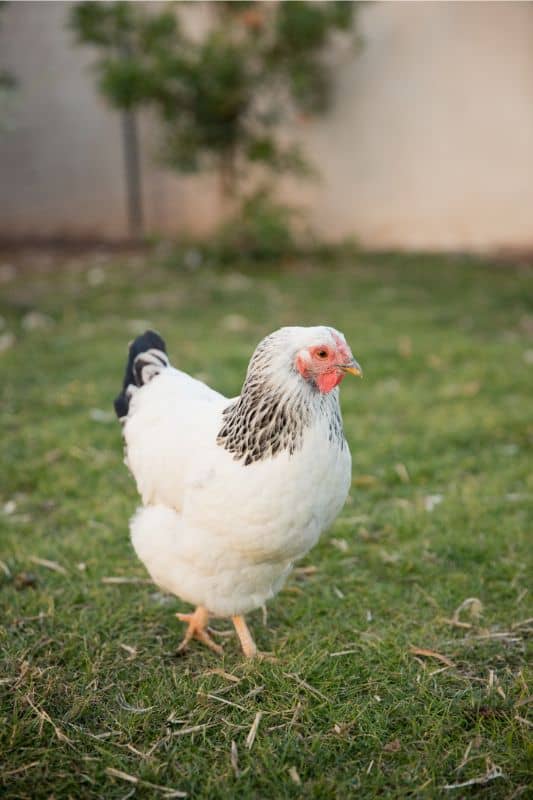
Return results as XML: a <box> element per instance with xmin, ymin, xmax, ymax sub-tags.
<box><xmin>1</xmin><ymin>1</ymin><xmax>533</xmax><ymax>250</ymax></box>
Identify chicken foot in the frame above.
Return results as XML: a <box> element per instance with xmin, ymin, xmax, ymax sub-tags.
<box><xmin>232</xmin><ymin>615</ymin><xmax>258</xmax><ymax>659</ymax></box>
<box><xmin>177</xmin><ymin>607</ymin><xmax>260</xmax><ymax>659</ymax></box>
<box><xmin>176</xmin><ymin>605</ymin><xmax>224</xmax><ymax>655</ymax></box>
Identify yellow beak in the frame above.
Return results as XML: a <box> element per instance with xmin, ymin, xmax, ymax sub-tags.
<box><xmin>340</xmin><ymin>359</ymin><xmax>363</xmax><ymax>378</ymax></box>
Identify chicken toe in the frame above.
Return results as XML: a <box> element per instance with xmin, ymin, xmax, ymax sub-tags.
<box><xmin>176</xmin><ymin>606</ymin><xmax>224</xmax><ymax>655</ymax></box>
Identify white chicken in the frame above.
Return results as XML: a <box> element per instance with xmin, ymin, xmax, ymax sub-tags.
<box><xmin>114</xmin><ymin>326</ymin><xmax>362</xmax><ymax>658</ymax></box>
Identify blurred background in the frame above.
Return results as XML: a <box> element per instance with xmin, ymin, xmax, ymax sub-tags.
<box><xmin>1</xmin><ymin>0</ymin><xmax>533</xmax><ymax>251</ymax></box>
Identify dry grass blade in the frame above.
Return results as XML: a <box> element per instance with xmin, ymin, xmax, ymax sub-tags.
<box><xmin>101</xmin><ymin>576</ymin><xmax>152</xmax><ymax>585</ymax></box>
<box><xmin>428</xmin><ymin>666</ymin><xmax>451</xmax><ymax>677</ymax></box>
<box><xmin>245</xmin><ymin>711</ymin><xmax>263</xmax><ymax>750</ymax></box>
<box><xmin>515</xmin><ymin>695</ymin><xmax>533</xmax><ymax>708</ymax></box>
<box><xmin>442</xmin><ymin>760</ymin><xmax>503</xmax><ymax>790</ymax></box>
<box><xmin>202</xmin><ymin>669</ymin><xmax>240</xmax><ymax>683</ymax></box>
<box><xmin>284</xmin><ymin>673</ymin><xmax>330</xmax><ymax>702</ymax></box>
<box><xmin>452</xmin><ymin>597</ymin><xmax>483</xmax><ymax>623</ymax></box>
<box><xmin>68</xmin><ymin>723</ymin><xmax>122</xmax><ymax>744</ymax></box>
<box><xmin>201</xmin><ymin>693</ymin><xmax>246</xmax><ymax>711</ymax></box>
<box><xmin>230</xmin><ymin>740</ymin><xmax>239</xmax><ymax>778</ymax></box>
<box><xmin>383</xmin><ymin>738</ymin><xmax>401</xmax><ymax>753</ymax></box>
<box><xmin>511</xmin><ymin>617</ymin><xmax>533</xmax><ymax>630</ymax></box>
<box><xmin>106</xmin><ymin>768</ymin><xmax>138</xmax><ymax>785</ymax></box>
<box><xmin>119</xmin><ymin>643</ymin><xmax>138</xmax><ymax>659</ymax></box>
<box><xmin>126</xmin><ymin>743</ymin><xmax>153</xmax><ymax>757</ymax></box>
<box><xmin>206</xmin><ymin>626</ymin><xmax>234</xmax><ymax>638</ymax></box>
<box><xmin>453</xmin><ymin>631</ymin><xmax>523</xmax><ymax>644</ymax></box>
<box><xmin>438</xmin><ymin>631</ymin><xmax>523</xmax><ymax>648</ymax></box>
<box><xmin>25</xmin><ymin>695</ymin><xmax>73</xmax><ymax>747</ymax></box>
<box><xmin>172</xmin><ymin>723</ymin><xmax>217</xmax><ymax>737</ymax></box>
<box><xmin>0</xmin><ymin>559</ymin><xmax>11</xmax><ymax>576</ymax></box>
<box><xmin>287</xmin><ymin>701</ymin><xmax>302</xmax><ymax>733</ymax></box>
<box><xmin>293</xmin><ymin>565</ymin><xmax>318</xmax><ymax>576</ymax></box>
<box><xmin>330</xmin><ymin>649</ymin><xmax>359</xmax><ymax>657</ymax></box>
<box><xmin>394</xmin><ymin>462</ymin><xmax>410</xmax><ymax>482</ymax></box>
<box><xmin>105</xmin><ymin>766</ymin><xmax>187</xmax><ymax>797</ymax></box>
<box><xmin>117</xmin><ymin>695</ymin><xmax>154</xmax><ymax>714</ymax></box>
<box><xmin>330</xmin><ymin>537</ymin><xmax>349</xmax><ymax>552</ymax></box>
<box><xmin>29</xmin><ymin>556</ymin><xmax>67</xmax><ymax>575</ymax></box>
<box><xmin>408</xmin><ymin>646</ymin><xmax>455</xmax><ymax>668</ymax></box>
<box><xmin>0</xmin><ymin>761</ymin><xmax>41</xmax><ymax>778</ymax></box>
<box><xmin>456</xmin><ymin>738</ymin><xmax>478</xmax><ymax>771</ymax></box>
<box><xmin>242</xmin><ymin>685</ymin><xmax>264</xmax><ymax>700</ymax></box>
<box><xmin>439</xmin><ymin>617</ymin><xmax>472</xmax><ymax>629</ymax></box>
<box><xmin>288</xmin><ymin>766</ymin><xmax>301</xmax><ymax>785</ymax></box>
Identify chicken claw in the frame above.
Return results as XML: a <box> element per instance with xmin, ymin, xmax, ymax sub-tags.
<box><xmin>176</xmin><ymin>606</ymin><xmax>224</xmax><ymax>655</ymax></box>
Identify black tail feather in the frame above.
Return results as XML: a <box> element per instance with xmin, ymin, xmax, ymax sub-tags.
<box><xmin>114</xmin><ymin>330</ymin><xmax>168</xmax><ymax>419</ymax></box>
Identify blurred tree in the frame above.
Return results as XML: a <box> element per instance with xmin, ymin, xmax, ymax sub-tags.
<box><xmin>0</xmin><ymin>2</ymin><xmax>17</xmax><ymax>132</ymax></box>
<box><xmin>70</xmin><ymin>1</ymin><xmax>147</xmax><ymax>237</ymax></box>
<box><xmin>70</xmin><ymin>1</ymin><xmax>358</xmax><ymax>232</ymax></box>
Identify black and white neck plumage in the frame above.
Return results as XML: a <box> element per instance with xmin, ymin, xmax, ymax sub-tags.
<box><xmin>217</xmin><ymin>327</ymin><xmax>349</xmax><ymax>465</ymax></box>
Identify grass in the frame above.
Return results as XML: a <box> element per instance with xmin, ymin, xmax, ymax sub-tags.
<box><xmin>0</xmin><ymin>248</ymin><xmax>531</xmax><ymax>799</ymax></box>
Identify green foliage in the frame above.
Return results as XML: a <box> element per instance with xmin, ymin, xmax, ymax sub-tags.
<box><xmin>1</xmin><ymin>251</ymin><xmax>532</xmax><ymax>798</ymax></box>
<box><xmin>245</xmin><ymin>137</ymin><xmax>314</xmax><ymax>177</ymax></box>
<box><xmin>70</xmin><ymin>0</ymin><xmax>132</xmax><ymax>47</ymax></box>
<box><xmin>209</xmin><ymin>190</ymin><xmax>297</xmax><ymax>263</ymax></box>
<box><xmin>0</xmin><ymin>68</ymin><xmax>15</xmax><ymax>93</ymax></box>
<box><xmin>160</xmin><ymin>32</ymin><xmax>251</xmax><ymax>171</ymax></box>
<box><xmin>70</xmin><ymin>1</ymin><xmax>358</xmax><ymax>196</ymax></box>
<box><xmin>70</xmin><ymin>2</ymin><xmax>181</xmax><ymax>110</ymax></box>
<box><xmin>270</xmin><ymin>1</ymin><xmax>356</xmax><ymax>112</ymax></box>
<box><xmin>97</xmin><ymin>56</ymin><xmax>152</xmax><ymax>110</ymax></box>
<box><xmin>277</xmin><ymin>1</ymin><xmax>332</xmax><ymax>52</ymax></box>
<box><xmin>0</xmin><ymin>2</ymin><xmax>16</xmax><ymax>95</ymax></box>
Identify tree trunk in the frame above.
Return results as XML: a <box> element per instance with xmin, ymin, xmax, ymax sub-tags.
<box><xmin>218</xmin><ymin>148</ymin><xmax>239</xmax><ymax>213</ymax></box>
<box><xmin>121</xmin><ymin>108</ymin><xmax>143</xmax><ymax>239</ymax></box>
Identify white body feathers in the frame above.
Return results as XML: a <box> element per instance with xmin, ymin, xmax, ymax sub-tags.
<box><xmin>122</xmin><ymin>327</ymin><xmax>352</xmax><ymax>616</ymax></box>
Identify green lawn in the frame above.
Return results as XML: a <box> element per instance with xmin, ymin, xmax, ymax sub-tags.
<box><xmin>1</xmin><ymin>250</ymin><xmax>531</xmax><ymax>799</ymax></box>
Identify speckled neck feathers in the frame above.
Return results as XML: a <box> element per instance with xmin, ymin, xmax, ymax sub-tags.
<box><xmin>217</xmin><ymin>331</ymin><xmax>346</xmax><ymax>465</ymax></box>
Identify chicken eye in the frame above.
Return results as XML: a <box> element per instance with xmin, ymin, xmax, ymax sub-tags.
<box><xmin>316</xmin><ymin>349</ymin><xmax>328</xmax><ymax>359</ymax></box>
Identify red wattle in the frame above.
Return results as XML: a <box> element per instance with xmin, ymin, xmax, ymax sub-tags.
<box><xmin>316</xmin><ymin>370</ymin><xmax>344</xmax><ymax>394</ymax></box>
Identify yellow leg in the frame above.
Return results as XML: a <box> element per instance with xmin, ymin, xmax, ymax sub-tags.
<box><xmin>232</xmin><ymin>615</ymin><xmax>257</xmax><ymax>659</ymax></box>
<box><xmin>176</xmin><ymin>605</ymin><xmax>223</xmax><ymax>655</ymax></box>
